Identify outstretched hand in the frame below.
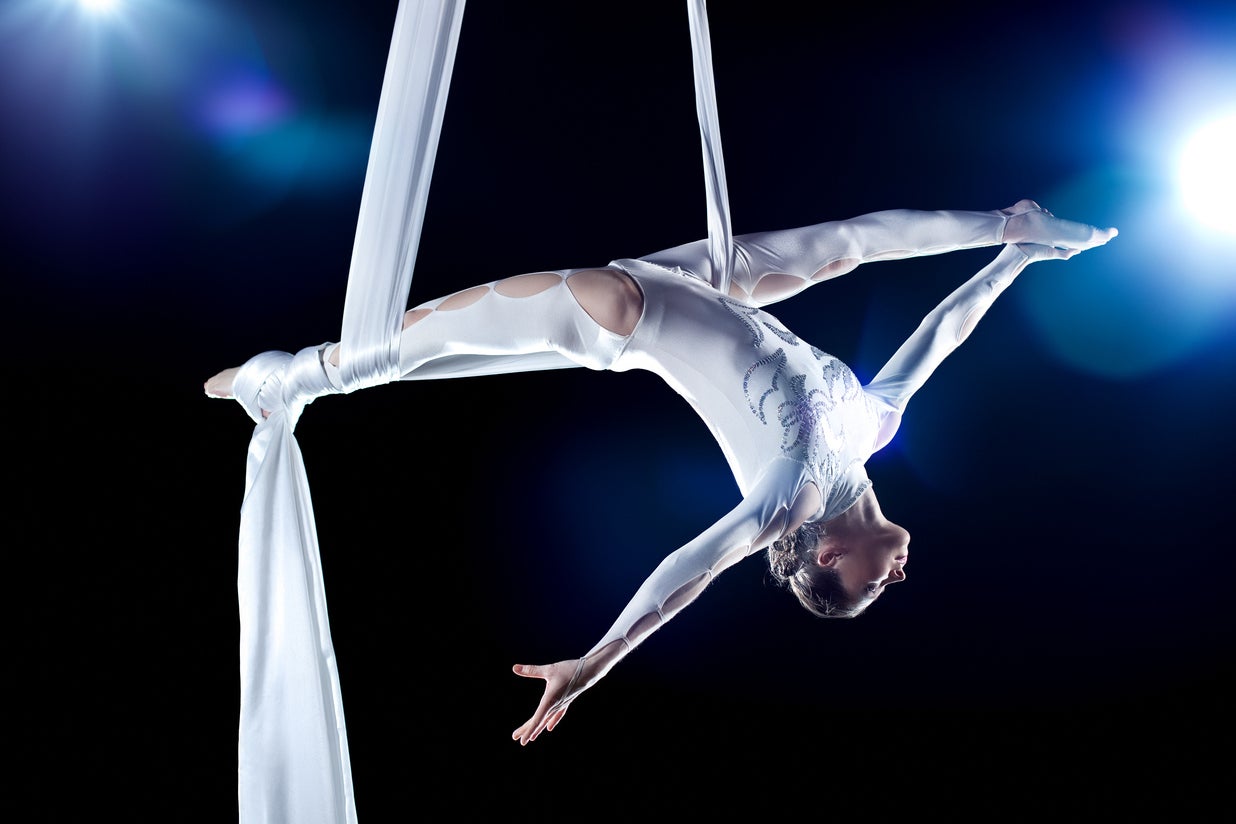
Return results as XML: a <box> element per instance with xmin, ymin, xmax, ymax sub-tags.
<box><xmin>511</xmin><ymin>659</ymin><xmax>582</xmax><ymax>746</ymax></box>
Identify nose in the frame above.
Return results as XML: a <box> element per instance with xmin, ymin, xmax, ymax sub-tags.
<box><xmin>889</xmin><ymin>566</ymin><xmax>906</xmax><ymax>582</ymax></box>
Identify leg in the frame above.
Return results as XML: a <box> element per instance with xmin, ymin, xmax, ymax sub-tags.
<box><xmin>640</xmin><ymin>206</ymin><xmax>1012</xmax><ymax>307</ymax></box>
<box><xmin>207</xmin><ymin>267</ymin><xmax>645</xmax><ymax>399</ymax></box>
<box><xmin>336</xmin><ymin>268</ymin><xmax>643</xmax><ymax>382</ymax></box>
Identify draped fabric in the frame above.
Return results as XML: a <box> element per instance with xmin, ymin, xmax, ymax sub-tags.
<box><xmin>338</xmin><ymin>0</ymin><xmax>466</xmax><ymax>392</ymax></box>
<box><xmin>687</xmin><ymin>0</ymin><xmax>735</xmax><ymax>296</ymax></box>
<box><xmin>234</xmin><ymin>3</ymin><xmax>465</xmax><ymax>821</ymax></box>
<box><xmin>230</xmin><ymin>3</ymin><xmax>729</xmax><ymax>821</ymax></box>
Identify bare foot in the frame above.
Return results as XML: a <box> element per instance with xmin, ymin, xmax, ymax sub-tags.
<box><xmin>204</xmin><ymin>366</ymin><xmax>242</xmax><ymax>399</ymax></box>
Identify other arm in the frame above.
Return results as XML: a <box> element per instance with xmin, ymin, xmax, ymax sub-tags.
<box><xmin>511</xmin><ymin>472</ymin><xmax>820</xmax><ymax>745</ymax></box>
<box><xmin>863</xmin><ymin>208</ymin><xmax>1117</xmax><ymax>434</ymax></box>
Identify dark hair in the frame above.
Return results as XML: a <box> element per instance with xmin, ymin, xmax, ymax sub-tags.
<box><xmin>766</xmin><ymin>521</ymin><xmax>865</xmax><ymax>619</ymax></box>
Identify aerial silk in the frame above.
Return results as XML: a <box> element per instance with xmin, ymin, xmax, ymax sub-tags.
<box><xmin>229</xmin><ymin>2</ymin><xmax>731</xmax><ymax>821</ymax></box>
<box><xmin>686</xmin><ymin>0</ymin><xmax>734</xmax><ymax>295</ymax></box>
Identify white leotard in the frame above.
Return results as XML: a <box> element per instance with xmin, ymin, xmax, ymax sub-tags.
<box><xmin>380</xmin><ymin>207</ymin><xmax>1020</xmax><ymax>703</ymax></box>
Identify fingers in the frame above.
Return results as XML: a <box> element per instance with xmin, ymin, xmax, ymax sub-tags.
<box><xmin>512</xmin><ymin>721</ymin><xmax>534</xmax><ymax>745</ymax></box>
<box><xmin>1016</xmin><ymin>242</ymin><xmax>1078</xmax><ymax>262</ymax></box>
<box><xmin>512</xmin><ymin>663</ymin><xmax>545</xmax><ymax>680</ymax></box>
<box><xmin>511</xmin><ymin>714</ymin><xmax>556</xmax><ymax>746</ymax></box>
<box><xmin>511</xmin><ymin>664</ymin><xmax>551</xmax><ymax>746</ymax></box>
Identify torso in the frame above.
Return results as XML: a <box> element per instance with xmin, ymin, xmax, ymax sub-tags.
<box><xmin>608</xmin><ymin>258</ymin><xmax>884</xmax><ymax>520</ymax></box>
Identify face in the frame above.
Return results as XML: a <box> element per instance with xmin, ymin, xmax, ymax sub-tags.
<box><xmin>818</xmin><ymin>521</ymin><xmax>910</xmax><ymax>607</ymax></box>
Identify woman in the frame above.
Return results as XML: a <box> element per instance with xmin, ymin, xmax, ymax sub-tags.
<box><xmin>205</xmin><ymin>198</ymin><xmax>1116</xmax><ymax>746</ymax></box>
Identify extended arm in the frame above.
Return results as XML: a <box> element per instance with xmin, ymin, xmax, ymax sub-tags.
<box><xmin>863</xmin><ymin>207</ymin><xmax>1117</xmax><ymax>430</ymax></box>
<box><xmin>512</xmin><ymin>470</ymin><xmax>820</xmax><ymax>745</ymax></box>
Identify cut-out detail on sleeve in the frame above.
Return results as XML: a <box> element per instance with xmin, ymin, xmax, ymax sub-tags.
<box><xmin>626</xmin><ymin>611</ymin><xmax>664</xmax><ymax>649</ymax></box>
<box><xmin>711</xmin><ymin>544</ymin><xmax>749</xmax><ymax>576</ymax></box>
<box><xmin>865</xmin><ymin>244</ymin><xmax>1031</xmax><ymax>416</ymax></box>
<box><xmin>662</xmin><ymin>572</ymin><xmax>711</xmax><ymax>617</ymax></box>
<box><xmin>957</xmin><ymin>279</ymin><xmax>999</xmax><ymax>342</ymax></box>
<box><xmin>586</xmin><ymin>638</ymin><xmax>628</xmax><ymax>675</ymax></box>
<box><xmin>572</xmin><ymin>471</ymin><xmax>823</xmax><ymax>713</ymax></box>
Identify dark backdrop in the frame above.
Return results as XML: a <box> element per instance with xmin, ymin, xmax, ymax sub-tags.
<box><xmin>7</xmin><ymin>1</ymin><xmax>1234</xmax><ymax>819</ymax></box>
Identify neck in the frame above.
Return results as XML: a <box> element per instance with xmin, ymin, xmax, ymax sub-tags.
<box><xmin>826</xmin><ymin>487</ymin><xmax>889</xmax><ymax>538</ymax></box>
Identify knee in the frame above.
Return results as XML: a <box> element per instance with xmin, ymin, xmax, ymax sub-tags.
<box><xmin>566</xmin><ymin>269</ymin><xmax>644</xmax><ymax>336</ymax></box>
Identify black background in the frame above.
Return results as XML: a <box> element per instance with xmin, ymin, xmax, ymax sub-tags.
<box><xmin>7</xmin><ymin>1</ymin><xmax>1234</xmax><ymax>819</ymax></box>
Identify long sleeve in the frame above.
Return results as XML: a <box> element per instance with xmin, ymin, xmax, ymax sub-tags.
<box><xmin>548</xmin><ymin>461</ymin><xmax>813</xmax><ymax>710</ymax></box>
<box><xmin>862</xmin><ymin>244</ymin><xmax>1033</xmax><ymax>448</ymax></box>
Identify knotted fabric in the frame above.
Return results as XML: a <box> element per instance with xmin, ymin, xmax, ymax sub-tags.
<box><xmin>233</xmin><ymin>3</ymin><xmax>464</xmax><ymax>822</ymax></box>
<box><xmin>229</xmin><ymin>3</ymin><xmax>730</xmax><ymax>821</ymax></box>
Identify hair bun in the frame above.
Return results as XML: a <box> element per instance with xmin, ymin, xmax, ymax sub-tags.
<box><xmin>766</xmin><ymin>544</ymin><xmax>803</xmax><ymax>582</ymax></box>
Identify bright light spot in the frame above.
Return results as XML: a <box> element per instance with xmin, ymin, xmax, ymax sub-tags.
<box><xmin>79</xmin><ymin>0</ymin><xmax>119</xmax><ymax>12</ymax></box>
<box><xmin>1178</xmin><ymin>113</ymin><xmax>1236</xmax><ymax>235</ymax></box>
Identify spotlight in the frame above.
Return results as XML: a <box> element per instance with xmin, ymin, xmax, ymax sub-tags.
<box><xmin>1178</xmin><ymin>112</ymin><xmax>1236</xmax><ymax>236</ymax></box>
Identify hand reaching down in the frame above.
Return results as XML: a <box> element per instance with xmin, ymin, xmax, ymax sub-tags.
<box><xmin>511</xmin><ymin>659</ymin><xmax>585</xmax><ymax>746</ymax></box>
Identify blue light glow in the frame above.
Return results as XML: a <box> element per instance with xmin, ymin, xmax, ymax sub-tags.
<box><xmin>198</xmin><ymin>72</ymin><xmax>296</xmax><ymax>137</ymax></box>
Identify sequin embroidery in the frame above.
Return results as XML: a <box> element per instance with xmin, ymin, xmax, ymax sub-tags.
<box><xmin>726</xmin><ymin>294</ymin><xmax>864</xmax><ymax>489</ymax></box>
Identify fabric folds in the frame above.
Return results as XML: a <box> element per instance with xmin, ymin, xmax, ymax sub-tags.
<box><xmin>687</xmin><ymin>0</ymin><xmax>734</xmax><ymax>297</ymax></box>
<box><xmin>235</xmin><ymin>3</ymin><xmax>465</xmax><ymax>822</ymax></box>
<box><xmin>231</xmin><ymin>2</ymin><xmax>727</xmax><ymax>821</ymax></box>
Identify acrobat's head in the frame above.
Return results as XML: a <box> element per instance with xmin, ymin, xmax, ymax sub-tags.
<box><xmin>766</xmin><ymin>488</ymin><xmax>909</xmax><ymax>618</ymax></box>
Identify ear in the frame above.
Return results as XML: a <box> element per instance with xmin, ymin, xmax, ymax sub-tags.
<box><xmin>816</xmin><ymin>549</ymin><xmax>846</xmax><ymax>568</ymax></box>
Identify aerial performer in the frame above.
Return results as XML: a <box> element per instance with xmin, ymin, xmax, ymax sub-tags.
<box><xmin>206</xmin><ymin>200</ymin><xmax>1117</xmax><ymax>744</ymax></box>
<box><xmin>205</xmin><ymin>3</ymin><xmax>1117</xmax><ymax>820</ymax></box>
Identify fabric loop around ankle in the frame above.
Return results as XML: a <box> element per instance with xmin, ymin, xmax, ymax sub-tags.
<box><xmin>232</xmin><ymin>344</ymin><xmax>341</xmax><ymax>428</ymax></box>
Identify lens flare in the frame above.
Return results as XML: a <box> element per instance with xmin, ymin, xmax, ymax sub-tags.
<box><xmin>1178</xmin><ymin>112</ymin><xmax>1236</xmax><ymax>236</ymax></box>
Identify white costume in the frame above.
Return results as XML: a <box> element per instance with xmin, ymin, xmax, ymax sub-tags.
<box><xmin>366</xmin><ymin>206</ymin><xmax>1025</xmax><ymax>704</ymax></box>
<box><xmin>219</xmin><ymin>3</ymin><xmax>1110</xmax><ymax>818</ymax></box>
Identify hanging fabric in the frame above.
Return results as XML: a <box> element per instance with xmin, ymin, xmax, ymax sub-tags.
<box><xmin>338</xmin><ymin>1</ymin><xmax>467</xmax><ymax>392</ymax></box>
<box><xmin>228</xmin><ymin>2</ymin><xmax>730</xmax><ymax>821</ymax></box>
<box><xmin>686</xmin><ymin>0</ymin><xmax>735</xmax><ymax>295</ymax></box>
<box><xmin>233</xmin><ymin>2</ymin><xmax>465</xmax><ymax>822</ymax></box>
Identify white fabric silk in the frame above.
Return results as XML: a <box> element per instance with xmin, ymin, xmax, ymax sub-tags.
<box><xmin>687</xmin><ymin>0</ymin><xmax>735</xmax><ymax>297</ymax></box>
<box><xmin>234</xmin><ymin>3</ymin><xmax>464</xmax><ymax>822</ymax></box>
<box><xmin>339</xmin><ymin>0</ymin><xmax>465</xmax><ymax>392</ymax></box>
<box><xmin>230</xmin><ymin>2</ymin><xmax>732</xmax><ymax>820</ymax></box>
